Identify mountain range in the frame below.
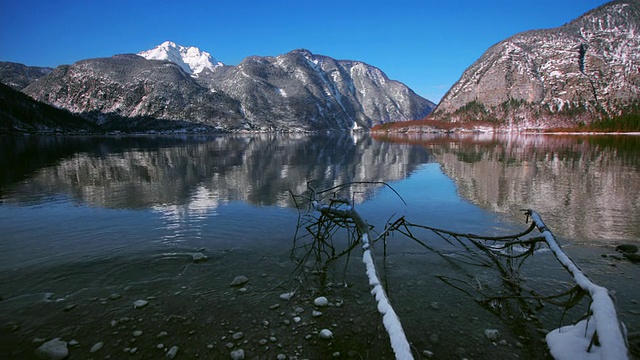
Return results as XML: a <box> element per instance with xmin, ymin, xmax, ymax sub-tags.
<box><xmin>2</xmin><ymin>0</ymin><xmax>639</xmax><ymax>133</ymax></box>
<box><xmin>0</xmin><ymin>42</ymin><xmax>434</xmax><ymax>133</ymax></box>
<box><xmin>427</xmin><ymin>0</ymin><xmax>640</xmax><ymax>130</ymax></box>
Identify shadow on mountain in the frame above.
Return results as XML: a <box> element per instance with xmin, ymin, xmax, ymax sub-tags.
<box><xmin>0</xmin><ymin>83</ymin><xmax>99</xmax><ymax>134</ymax></box>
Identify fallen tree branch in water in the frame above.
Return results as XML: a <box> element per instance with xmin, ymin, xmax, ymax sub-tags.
<box><xmin>309</xmin><ymin>191</ymin><xmax>414</xmax><ymax>360</ymax></box>
<box><xmin>525</xmin><ymin>210</ymin><xmax>629</xmax><ymax>360</ymax></box>
<box><xmin>290</xmin><ymin>183</ymin><xmax>629</xmax><ymax>359</ymax></box>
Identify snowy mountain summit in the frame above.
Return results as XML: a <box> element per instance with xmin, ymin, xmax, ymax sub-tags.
<box><xmin>138</xmin><ymin>41</ymin><xmax>223</xmax><ymax>76</ymax></box>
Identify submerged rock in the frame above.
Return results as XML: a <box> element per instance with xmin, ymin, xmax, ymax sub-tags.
<box><xmin>230</xmin><ymin>348</ymin><xmax>245</xmax><ymax>360</ymax></box>
<box><xmin>133</xmin><ymin>300</ymin><xmax>148</xmax><ymax>308</ymax></box>
<box><xmin>624</xmin><ymin>253</ymin><xmax>640</xmax><ymax>263</ymax></box>
<box><xmin>192</xmin><ymin>252</ymin><xmax>208</xmax><ymax>263</ymax></box>
<box><xmin>279</xmin><ymin>291</ymin><xmax>295</xmax><ymax>300</ymax></box>
<box><xmin>313</xmin><ymin>296</ymin><xmax>328</xmax><ymax>307</ymax></box>
<box><xmin>166</xmin><ymin>345</ymin><xmax>179</xmax><ymax>359</ymax></box>
<box><xmin>35</xmin><ymin>338</ymin><xmax>68</xmax><ymax>360</ymax></box>
<box><xmin>616</xmin><ymin>244</ymin><xmax>639</xmax><ymax>254</ymax></box>
<box><xmin>230</xmin><ymin>275</ymin><xmax>249</xmax><ymax>287</ymax></box>
<box><xmin>89</xmin><ymin>342</ymin><xmax>103</xmax><ymax>353</ymax></box>
<box><xmin>484</xmin><ymin>329</ymin><xmax>500</xmax><ymax>341</ymax></box>
<box><xmin>422</xmin><ymin>350</ymin><xmax>434</xmax><ymax>358</ymax></box>
<box><xmin>319</xmin><ymin>329</ymin><xmax>333</xmax><ymax>339</ymax></box>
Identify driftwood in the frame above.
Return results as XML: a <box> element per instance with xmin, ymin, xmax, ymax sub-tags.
<box><xmin>293</xmin><ymin>182</ymin><xmax>413</xmax><ymax>359</ymax></box>
<box><xmin>291</xmin><ymin>182</ymin><xmax>629</xmax><ymax>360</ymax></box>
<box><xmin>526</xmin><ymin>210</ymin><xmax>629</xmax><ymax>360</ymax></box>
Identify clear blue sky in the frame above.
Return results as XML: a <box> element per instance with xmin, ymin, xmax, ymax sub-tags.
<box><xmin>0</xmin><ymin>0</ymin><xmax>610</xmax><ymax>102</ymax></box>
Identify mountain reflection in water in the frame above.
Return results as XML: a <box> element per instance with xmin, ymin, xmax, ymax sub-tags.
<box><xmin>1</xmin><ymin>133</ymin><xmax>640</xmax><ymax>359</ymax></box>
<box><xmin>374</xmin><ymin>133</ymin><xmax>640</xmax><ymax>243</ymax></box>
<box><xmin>1</xmin><ymin>133</ymin><xmax>432</xmax><ymax>210</ymax></box>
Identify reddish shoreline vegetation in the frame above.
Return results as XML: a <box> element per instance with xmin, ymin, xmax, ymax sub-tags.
<box><xmin>371</xmin><ymin>110</ymin><xmax>640</xmax><ymax>133</ymax></box>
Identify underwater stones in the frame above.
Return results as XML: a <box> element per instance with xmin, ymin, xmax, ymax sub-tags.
<box><xmin>230</xmin><ymin>348</ymin><xmax>245</xmax><ymax>360</ymax></box>
<box><xmin>133</xmin><ymin>299</ymin><xmax>148</xmax><ymax>308</ymax></box>
<box><xmin>35</xmin><ymin>338</ymin><xmax>68</xmax><ymax>360</ymax></box>
<box><xmin>192</xmin><ymin>252</ymin><xmax>208</xmax><ymax>263</ymax></box>
<box><xmin>279</xmin><ymin>291</ymin><xmax>295</xmax><ymax>300</ymax></box>
<box><xmin>89</xmin><ymin>342</ymin><xmax>103</xmax><ymax>353</ymax></box>
<box><xmin>166</xmin><ymin>345</ymin><xmax>179</xmax><ymax>358</ymax></box>
<box><xmin>319</xmin><ymin>329</ymin><xmax>333</xmax><ymax>339</ymax></box>
<box><xmin>230</xmin><ymin>275</ymin><xmax>249</xmax><ymax>287</ymax></box>
<box><xmin>484</xmin><ymin>329</ymin><xmax>501</xmax><ymax>341</ymax></box>
<box><xmin>313</xmin><ymin>296</ymin><xmax>328</xmax><ymax>307</ymax></box>
<box><xmin>624</xmin><ymin>253</ymin><xmax>640</xmax><ymax>263</ymax></box>
<box><xmin>616</xmin><ymin>244</ymin><xmax>639</xmax><ymax>254</ymax></box>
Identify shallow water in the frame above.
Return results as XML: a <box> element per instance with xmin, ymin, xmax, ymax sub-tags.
<box><xmin>1</xmin><ymin>133</ymin><xmax>639</xmax><ymax>359</ymax></box>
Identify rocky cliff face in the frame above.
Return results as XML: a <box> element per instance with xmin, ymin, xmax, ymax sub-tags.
<box><xmin>431</xmin><ymin>0</ymin><xmax>640</xmax><ymax>129</ymax></box>
<box><xmin>19</xmin><ymin>47</ymin><xmax>433</xmax><ymax>132</ymax></box>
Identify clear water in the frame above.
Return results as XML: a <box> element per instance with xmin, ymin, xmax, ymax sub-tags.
<box><xmin>1</xmin><ymin>133</ymin><xmax>638</xmax><ymax>359</ymax></box>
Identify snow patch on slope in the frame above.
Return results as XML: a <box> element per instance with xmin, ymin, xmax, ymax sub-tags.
<box><xmin>138</xmin><ymin>41</ymin><xmax>223</xmax><ymax>77</ymax></box>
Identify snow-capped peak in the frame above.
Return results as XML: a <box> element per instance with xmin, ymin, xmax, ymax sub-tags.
<box><xmin>138</xmin><ymin>41</ymin><xmax>223</xmax><ymax>77</ymax></box>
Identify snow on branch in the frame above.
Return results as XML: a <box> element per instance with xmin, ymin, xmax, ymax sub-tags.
<box><xmin>526</xmin><ymin>210</ymin><xmax>629</xmax><ymax>360</ymax></box>
<box><xmin>311</xmin><ymin>198</ymin><xmax>414</xmax><ymax>360</ymax></box>
<box><xmin>290</xmin><ymin>183</ymin><xmax>629</xmax><ymax>359</ymax></box>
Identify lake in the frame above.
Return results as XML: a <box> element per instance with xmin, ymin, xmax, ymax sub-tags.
<box><xmin>1</xmin><ymin>133</ymin><xmax>639</xmax><ymax>359</ymax></box>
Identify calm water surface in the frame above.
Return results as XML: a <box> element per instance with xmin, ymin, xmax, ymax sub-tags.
<box><xmin>1</xmin><ymin>133</ymin><xmax>639</xmax><ymax>359</ymax></box>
